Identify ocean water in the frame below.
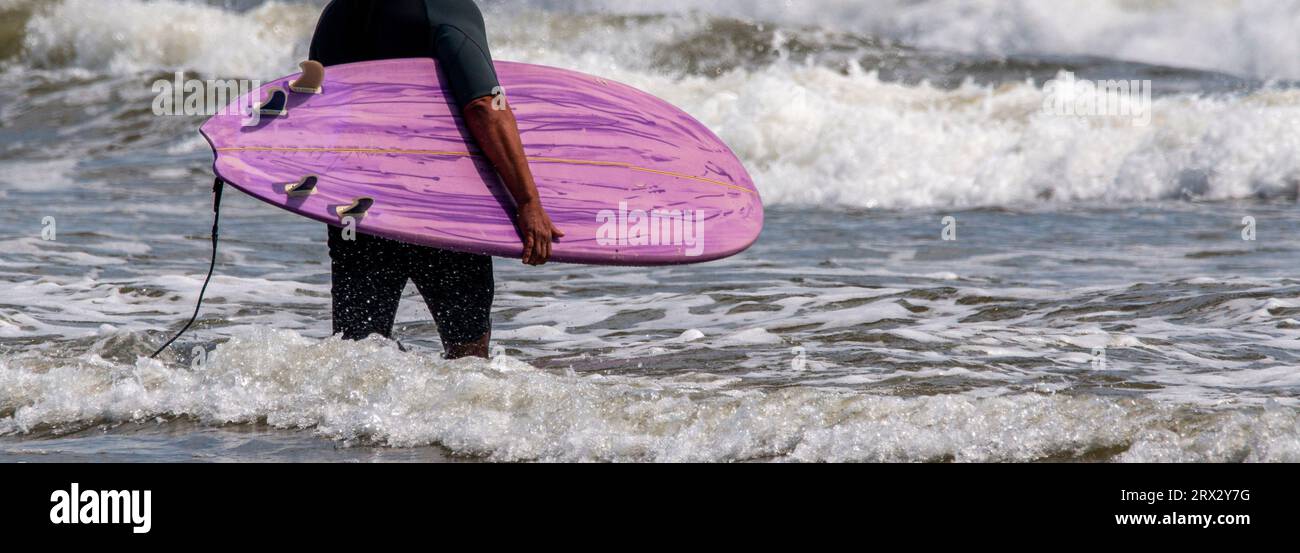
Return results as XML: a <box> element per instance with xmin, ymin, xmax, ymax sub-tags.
<box><xmin>2</xmin><ymin>0</ymin><xmax>1299</xmax><ymax>462</ymax></box>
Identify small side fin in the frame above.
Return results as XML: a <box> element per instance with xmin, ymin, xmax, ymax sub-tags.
<box><xmin>336</xmin><ymin>197</ymin><xmax>375</xmax><ymax>222</ymax></box>
<box><xmin>283</xmin><ymin>175</ymin><xmax>319</xmax><ymax>197</ymax></box>
<box><xmin>254</xmin><ymin>87</ymin><xmax>288</xmax><ymax>116</ymax></box>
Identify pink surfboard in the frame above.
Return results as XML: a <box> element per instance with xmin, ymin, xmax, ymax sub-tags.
<box><xmin>200</xmin><ymin>58</ymin><xmax>763</xmax><ymax>265</ymax></box>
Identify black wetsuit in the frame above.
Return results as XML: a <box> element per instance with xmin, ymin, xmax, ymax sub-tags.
<box><xmin>309</xmin><ymin>0</ymin><xmax>499</xmax><ymax>345</ymax></box>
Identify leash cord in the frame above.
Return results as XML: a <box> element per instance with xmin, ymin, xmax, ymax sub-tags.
<box><xmin>150</xmin><ymin>177</ymin><xmax>225</xmax><ymax>359</ymax></box>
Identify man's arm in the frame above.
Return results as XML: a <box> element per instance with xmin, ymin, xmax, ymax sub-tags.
<box><xmin>426</xmin><ymin>0</ymin><xmax>562</xmax><ymax>266</ymax></box>
<box><xmin>462</xmin><ymin>93</ymin><xmax>564</xmax><ymax>265</ymax></box>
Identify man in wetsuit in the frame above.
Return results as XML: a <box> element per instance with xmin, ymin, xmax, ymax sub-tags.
<box><xmin>309</xmin><ymin>0</ymin><xmax>563</xmax><ymax>358</ymax></box>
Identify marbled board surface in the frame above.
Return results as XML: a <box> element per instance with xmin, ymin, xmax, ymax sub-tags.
<box><xmin>200</xmin><ymin>58</ymin><xmax>763</xmax><ymax>265</ymax></box>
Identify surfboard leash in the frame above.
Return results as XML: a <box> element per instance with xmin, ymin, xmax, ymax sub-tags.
<box><xmin>150</xmin><ymin>177</ymin><xmax>225</xmax><ymax>360</ymax></box>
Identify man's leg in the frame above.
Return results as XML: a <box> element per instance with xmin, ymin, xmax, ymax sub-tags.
<box><xmin>444</xmin><ymin>332</ymin><xmax>491</xmax><ymax>359</ymax></box>
<box><xmin>328</xmin><ymin>226</ymin><xmax>406</xmax><ymax>340</ymax></box>
<box><xmin>408</xmin><ymin>245</ymin><xmax>495</xmax><ymax>359</ymax></box>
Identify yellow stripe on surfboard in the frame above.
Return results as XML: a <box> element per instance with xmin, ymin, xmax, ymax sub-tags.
<box><xmin>214</xmin><ymin>146</ymin><xmax>756</xmax><ymax>195</ymax></box>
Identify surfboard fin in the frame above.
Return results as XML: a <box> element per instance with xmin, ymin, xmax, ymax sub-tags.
<box><xmin>254</xmin><ymin>87</ymin><xmax>288</xmax><ymax>116</ymax></box>
<box><xmin>283</xmin><ymin>175</ymin><xmax>318</xmax><ymax>197</ymax></box>
<box><xmin>336</xmin><ymin>197</ymin><xmax>374</xmax><ymax>222</ymax></box>
<box><xmin>289</xmin><ymin>61</ymin><xmax>324</xmax><ymax>94</ymax></box>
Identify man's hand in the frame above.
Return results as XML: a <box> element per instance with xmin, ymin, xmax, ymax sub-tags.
<box><xmin>517</xmin><ymin>200</ymin><xmax>564</xmax><ymax>265</ymax></box>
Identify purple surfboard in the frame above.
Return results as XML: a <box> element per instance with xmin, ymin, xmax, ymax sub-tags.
<box><xmin>200</xmin><ymin>58</ymin><xmax>763</xmax><ymax>265</ymax></box>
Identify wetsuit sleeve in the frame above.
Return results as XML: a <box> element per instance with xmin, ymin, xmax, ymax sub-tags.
<box><xmin>432</xmin><ymin>25</ymin><xmax>500</xmax><ymax>109</ymax></box>
<box><xmin>427</xmin><ymin>0</ymin><xmax>500</xmax><ymax>110</ymax></box>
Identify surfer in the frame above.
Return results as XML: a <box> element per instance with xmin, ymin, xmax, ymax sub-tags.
<box><xmin>309</xmin><ymin>0</ymin><xmax>563</xmax><ymax>358</ymax></box>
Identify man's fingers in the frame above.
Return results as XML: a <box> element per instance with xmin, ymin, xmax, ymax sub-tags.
<box><xmin>545</xmin><ymin>224</ymin><xmax>562</xmax><ymax>264</ymax></box>
<box><xmin>533</xmin><ymin>230</ymin><xmax>549</xmax><ymax>265</ymax></box>
<box><xmin>523</xmin><ymin>234</ymin><xmax>535</xmax><ymax>264</ymax></box>
<box><xmin>529</xmin><ymin>232</ymin><xmax>545</xmax><ymax>266</ymax></box>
